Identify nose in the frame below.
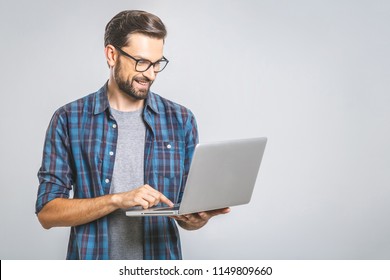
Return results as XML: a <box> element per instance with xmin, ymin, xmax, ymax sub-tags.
<box><xmin>142</xmin><ymin>66</ymin><xmax>156</xmax><ymax>81</ymax></box>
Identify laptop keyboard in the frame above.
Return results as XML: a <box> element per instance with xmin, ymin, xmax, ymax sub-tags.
<box><xmin>153</xmin><ymin>205</ymin><xmax>180</xmax><ymax>211</ymax></box>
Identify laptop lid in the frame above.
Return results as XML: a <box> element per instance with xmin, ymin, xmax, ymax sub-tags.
<box><xmin>125</xmin><ymin>137</ymin><xmax>267</xmax><ymax>216</ymax></box>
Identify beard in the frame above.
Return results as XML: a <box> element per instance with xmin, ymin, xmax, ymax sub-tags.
<box><xmin>114</xmin><ymin>59</ymin><xmax>153</xmax><ymax>100</ymax></box>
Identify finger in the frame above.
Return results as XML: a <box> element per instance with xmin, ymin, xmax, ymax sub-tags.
<box><xmin>132</xmin><ymin>189</ymin><xmax>157</xmax><ymax>208</ymax></box>
<box><xmin>170</xmin><ymin>215</ymin><xmax>187</xmax><ymax>221</ymax></box>
<box><xmin>184</xmin><ymin>214</ymin><xmax>193</xmax><ymax>220</ymax></box>
<box><xmin>174</xmin><ymin>214</ymin><xmax>193</xmax><ymax>221</ymax></box>
<box><xmin>142</xmin><ymin>184</ymin><xmax>154</xmax><ymax>191</ymax></box>
<box><xmin>184</xmin><ymin>213</ymin><xmax>203</xmax><ymax>223</ymax></box>
<box><xmin>142</xmin><ymin>185</ymin><xmax>174</xmax><ymax>207</ymax></box>
<box><xmin>207</xmin><ymin>207</ymin><xmax>231</xmax><ymax>217</ymax></box>
<box><xmin>196</xmin><ymin>208</ymin><xmax>230</xmax><ymax>220</ymax></box>
<box><xmin>133</xmin><ymin>196</ymin><xmax>150</xmax><ymax>209</ymax></box>
<box><xmin>195</xmin><ymin>212</ymin><xmax>214</xmax><ymax>221</ymax></box>
<box><xmin>158</xmin><ymin>193</ymin><xmax>174</xmax><ymax>207</ymax></box>
<box><xmin>142</xmin><ymin>193</ymin><xmax>159</xmax><ymax>207</ymax></box>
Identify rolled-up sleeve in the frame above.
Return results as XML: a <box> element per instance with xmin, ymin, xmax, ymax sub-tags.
<box><xmin>36</xmin><ymin>109</ymin><xmax>73</xmax><ymax>214</ymax></box>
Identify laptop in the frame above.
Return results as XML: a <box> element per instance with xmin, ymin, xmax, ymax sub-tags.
<box><xmin>125</xmin><ymin>137</ymin><xmax>267</xmax><ymax>216</ymax></box>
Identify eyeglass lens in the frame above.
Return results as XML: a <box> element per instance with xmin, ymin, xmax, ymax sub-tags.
<box><xmin>136</xmin><ymin>59</ymin><xmax>168</xmax><ymax>73</ymax></box>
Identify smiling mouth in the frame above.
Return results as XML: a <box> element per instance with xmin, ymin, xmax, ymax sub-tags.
<box><xmin>135</xmin><ymin>78</ymin><xmax>150</xmax><ymax>87</ymax></box>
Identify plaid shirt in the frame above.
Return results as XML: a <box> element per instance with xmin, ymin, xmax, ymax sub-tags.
<box><xmin>36</xmin><ymin>83</ymin><xmax>198</xmax><ymax>259</ymax></box>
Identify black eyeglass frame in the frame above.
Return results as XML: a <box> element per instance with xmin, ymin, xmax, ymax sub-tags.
<box><xmin>113</xmin><ymin>45</ymin><xmax>169</xmax><ymax>73</ymax></box>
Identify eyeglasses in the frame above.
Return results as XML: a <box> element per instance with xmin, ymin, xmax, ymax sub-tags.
<box><xmin>114</xmin><ymin>45</ymin><xmax>169</xmax><ymax>73</ymax></box>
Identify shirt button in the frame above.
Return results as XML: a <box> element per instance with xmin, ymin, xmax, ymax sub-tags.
<box><xmin>109</xmin><ymin>151</ymin><xmax>114</xmax><ymax>156</ymax></box>
<box><xmin>112</xmin><ymin>124</ymin><xmax>117</xmax><ymax>128</ymax></box>
<box><xmin>105</xmin><ymin>178</ymin><xmax>110</xmax><ymax>184</ymax></box>
<box><xmin>167</xmin><ymin>144</ymin><xmax>172</xmax><ymax>149</ymax></box>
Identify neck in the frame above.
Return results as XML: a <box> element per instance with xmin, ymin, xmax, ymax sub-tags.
<box><xmin>107</xmin><ymin>77</ymin><xmax>145</xmax><ymax>112</ymax></box>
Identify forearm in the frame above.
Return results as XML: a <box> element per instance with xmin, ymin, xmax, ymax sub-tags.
<box><xmin>37</xmin><ymin>184</ymin><xmax>173</xmax><ymax>229</ymax></box>
<box><xmin>37</xmin><ymin>195</ymin><xmax>119</xmax><ymax>229</ymax></box>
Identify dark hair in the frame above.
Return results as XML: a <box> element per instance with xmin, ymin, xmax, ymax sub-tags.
<box><xmin>104</xmin><ymin>10</ymin><xmax>167</xmax><ymax>48</ymax></box>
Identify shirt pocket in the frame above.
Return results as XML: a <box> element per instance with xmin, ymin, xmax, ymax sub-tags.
<box><xmin>152</xmin><ymin>140</ymin><xmax>185</xmax><ymax>202</ymax></box>
<box><xmin>153</xmin><ymin>140</ymin><xmax>185</xmax><ymax>177</ymax></box>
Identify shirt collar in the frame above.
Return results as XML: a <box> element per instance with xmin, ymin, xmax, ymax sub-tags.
<box><xmin>93</xmin><ymin>82</ymin><xmax>110</xmax><ymax>115</ymax></box>
<box><xmin>144</xmin><ymin>91</ymin><xmax>159</xmax><ymax>114</ymax></box>
<box><xmin>93</xmin><ymin>82</ymin><xmax>160</xmax><ymax>115</ymax></box>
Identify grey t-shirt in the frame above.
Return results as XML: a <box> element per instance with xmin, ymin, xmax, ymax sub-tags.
<box><xmin>108</xmin><ymin>107</ymin><xmax>145</xmax><ymax>260</ymax></box>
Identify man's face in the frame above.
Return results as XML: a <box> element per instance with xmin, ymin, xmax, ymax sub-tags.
<box><xmin>113</xmin><ymin>33</ymin><xmax>164</xmax><ymax>100</ymax></box>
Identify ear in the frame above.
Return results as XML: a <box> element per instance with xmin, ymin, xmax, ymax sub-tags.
<box><xmin>104</xmin><ymin>45</ymin><xmax>117</xmax><ymax>67</ymax></box>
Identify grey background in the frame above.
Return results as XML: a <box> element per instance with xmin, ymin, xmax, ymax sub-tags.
<box><xmin>0</xmin><ymin>0</ymin><xmax>389</xmax><ymax>259</ymax></box>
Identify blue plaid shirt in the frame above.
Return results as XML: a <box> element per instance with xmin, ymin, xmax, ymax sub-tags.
<box><xmin>36</xmin><ymin>83</ymin><xmax>198</xmax><ymax>259</ymax></box>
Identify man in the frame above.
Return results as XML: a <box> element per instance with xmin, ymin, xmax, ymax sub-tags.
<box><xmin>35</xmin><ymin>10</ymin><xmax>229</xmax><ymax>260</ymax></box>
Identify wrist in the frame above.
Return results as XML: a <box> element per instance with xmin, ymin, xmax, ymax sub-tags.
<box><xmin>110</xmin><ymin>193</ymin><xmax>122</xmax><ymax>209</ymax></box>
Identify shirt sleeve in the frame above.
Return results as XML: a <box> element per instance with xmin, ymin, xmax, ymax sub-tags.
<box><xmin>179</xmin><ymin>109</ymin><xmax>199</xmax><ymax>202</ymax></box>
<box><xmin>35</xmin><ymin>109</ymin><xmax>74</xmax><ymax>214</ymax></box>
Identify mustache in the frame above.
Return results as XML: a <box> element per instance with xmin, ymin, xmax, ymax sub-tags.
<box><xmin>134</xmin><ymin>77</ymin><xmax>152</xmax><ymax>83</ymax></box>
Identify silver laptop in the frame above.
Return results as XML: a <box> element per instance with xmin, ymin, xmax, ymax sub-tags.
<box><xmin>125</xmin><ymin>137</ymin><xmax>267</xmax><ymax>216</ymax></box>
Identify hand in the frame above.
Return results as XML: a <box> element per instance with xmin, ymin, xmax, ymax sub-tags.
<box><xmin>112</xmin><ymin>184</ymin><xmax>174</xmax><ymax>209</ymax></box>
<box><xmin>171</xmin><ymin>207</ymin><xmax>230</xmax><ymax>230</ymax></box>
